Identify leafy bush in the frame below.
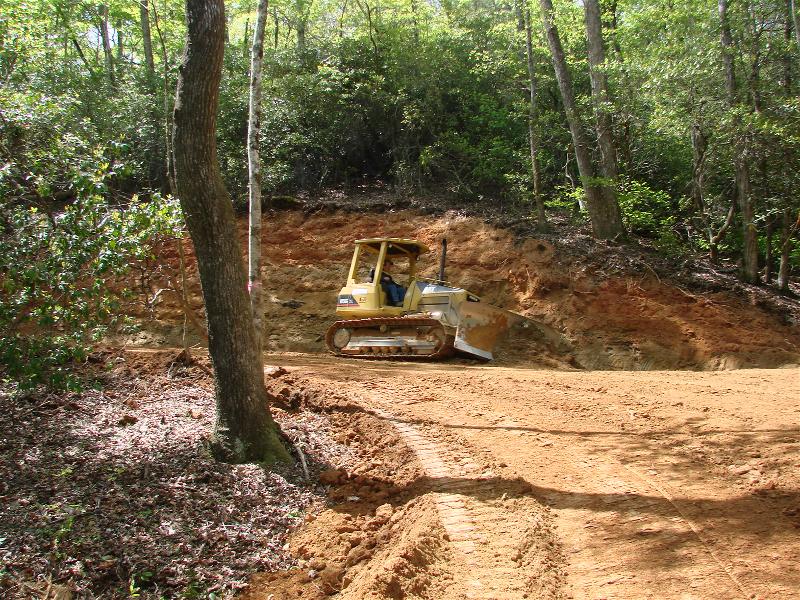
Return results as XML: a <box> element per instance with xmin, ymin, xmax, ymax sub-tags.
<box><xmin>617</xmin><ymin>179</ymin><xmax>674</xmax><ymax>236</ymax></box>
<box><xmin>0</xmin><ymin>96</ymin><xmax>183</xmax><ymax>390</ymax></box>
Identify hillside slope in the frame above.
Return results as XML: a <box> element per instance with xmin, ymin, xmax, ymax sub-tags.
<box><xmin>129</xmin><ymin>206</ymin><xmax>800</xmax><ymax>370</ymax></box>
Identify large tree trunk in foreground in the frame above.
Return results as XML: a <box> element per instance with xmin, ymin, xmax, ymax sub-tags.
<box><xmin>173</xmin><ymin>0</ymin><xmax>289</xmax><ymax>464</ymax></box>
<box><xmin>248</xmin><ymin>0</ymin><xmax>269</xmax><ymax>353</ymax></box>
<box><xmin>719</xmin><ymin>0</ymin><xmax>759</xmax><ymax>284</ymax></box>
<box><xmin>539</xmin><ymin>0</ymin><xmax>623</xmax><ymax>240</ymax></box>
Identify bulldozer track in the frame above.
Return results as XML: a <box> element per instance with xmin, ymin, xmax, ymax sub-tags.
<box><xmin>369</xmin><ymin>403</ymin><xmax>544</xmax><ymax>599</ymax></box>
<box><xmin>324</xmin><ymin>317</ymin><xmax>455</xmax><ymax>360</ymax></box>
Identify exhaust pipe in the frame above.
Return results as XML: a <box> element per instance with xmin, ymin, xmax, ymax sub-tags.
<box><xmin>438</xmin><ymin>238</ymin><xmax>447</xmax><ymax>285</ymax></box>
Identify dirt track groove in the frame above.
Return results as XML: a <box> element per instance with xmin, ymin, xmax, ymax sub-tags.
<box><xmin>371</xmin><ymin>404</ymin><xmax>542</xmax><ymax>599</ymax></box>
<box><xmin>275</xmin><ymin>355</ymin><xmax>800</xmax><ymax>599</ymax></box>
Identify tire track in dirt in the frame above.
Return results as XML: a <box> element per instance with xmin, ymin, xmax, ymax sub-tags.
<box><xmin>369</xmin><ymin>401</ymin><xmax>561</xmax><ymax>599</ymax></box>
<box><xmin>277</xmin><ymin>359</ymin><xmax>800</xmax><ymax>599</ymax></box>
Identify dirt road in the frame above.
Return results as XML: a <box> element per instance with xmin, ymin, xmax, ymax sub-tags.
<box><xmin>261</xmin><ymin>356</ymin><xmax>800</xmax><ymax>599</ymax></box>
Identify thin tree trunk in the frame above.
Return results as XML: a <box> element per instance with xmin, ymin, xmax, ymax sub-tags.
<box><xmin>173</xmin><ymin>0</ymin><xmax>289</xmax><ymax>464</ymax></box>
<box><xmin>792</xmin><ymin>0</ymin><xmax>800</xmax><ymax>54</ymax></box>
<box><xmin>538</xmin><ymin>0</ymin><xmax>623</xmax><ymax>239</ymax></box>
<box><xmin>151</xmin><ymin>0</ymin><xmax>176</xmax><ymax>193</ymax></box>
<box><xmin>764</xmin><ymin>215</ymin><xmax>774</xmax><ymax>284</ymax></box>
<box><xmin>710</xmin><ymin>196</ymin><xmax>736</xmax><ymax>262</ymax></box>
<box><xmin>274</xmin><ymin>7</ymin><xmax>280</xmax><ymax>48</ymax></box>
<box><xmin>116</xmin><ymin>20</ymin><xmax>123</xmax><ymax>61</ymax></box>
<box><xmin>690</xmin><ymin>122</ymin><xmax>708</xmax><ymax>216</ymax></box>
<box><xmin>719</xmin><ymin>0</ymin><xmax>759</xmax><ymax>283</ymax></box>
<box><xmin>607</xmin><ymin>0</ymin><xmax>633</xmax><ymax>172</ymax></box>
<box><xmin>338</xmin><ymin>0</ymin><xmax>348</xmax><ymax>37</ymax></box>
<box><xmin>410</xmin><ymin>0</ymin><xmax>419</xmax><ymax>42</ymax></box>
<box><xmin>778</xmin><ymin>209</ymin><xmax>798</xmax><ymax>291</ymax></box>
<box><xmin>584</xmin><ymin>0</ymin><xmax>618</xmax><ymax>181</ymax></box>
<box><xmin>72</xmin><ymin>38</ymin><xmax>97</xmax><ymax>78</ymax></box>
<box><xmin>99</xmin><ymin>5</ymin><xmax>115</xmax><ymax>85</ymax></box>
<box><xmin>248</xmin><ymin>0</ymin><xmax>269</xmax><ymax>353</ymax></box>
<box><xmin>243</xmin><ymin>19</ymin><xmax>250</xmax><ymax>62</ymax></box>
<box><xmin>786</xmin><ymin>0</ymin><xmax>793</xmax><ymax>93</ymax></box>
<box><xmin>522</xmin><ymin>5</ymin><xmax>547</xmax><ymax>229</ymax></box>
<box><xmin>140</xmin><ymin>1</ymin><xmax>155</xmax><ymax>78</ymax></box>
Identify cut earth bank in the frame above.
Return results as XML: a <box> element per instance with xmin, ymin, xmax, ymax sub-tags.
<box><xmin>130</xmin><ymin>207</ymin><xmax>800</xmax><ymax>371</ymax></box>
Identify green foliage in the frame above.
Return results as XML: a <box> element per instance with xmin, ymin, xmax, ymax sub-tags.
<box><xmin>0</xmin><ymin>189</ymin><xmax>182</xmax><ymax>390</ymax></box>
<box><xmin>0</xmin><ymin>92</ymin><xmax>182</xmax><ymax>390</ymax></box>
<box><xmin>617</xmin><ymin>179</ymin><xmax>673</xmax><ymax>235</ymax></box>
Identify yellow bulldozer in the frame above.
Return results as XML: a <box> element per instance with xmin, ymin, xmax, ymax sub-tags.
<box><xmin>325</xmin><ymin>238</ymin><xmax>521</xmax><ymax>360</ymax></box>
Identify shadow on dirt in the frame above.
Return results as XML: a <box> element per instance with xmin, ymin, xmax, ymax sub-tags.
<box><xmin>310</xmin><ymin>400</ymin><xmax>800</xmax><ymax>589</ymax></box>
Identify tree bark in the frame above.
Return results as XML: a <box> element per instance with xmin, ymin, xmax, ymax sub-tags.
<box><xmin>778</xmin><ymin>209</ymin><xmax>798</xmax><ymax>292</ymax></box>
<box><xmin>785</xmin><ymin>0</ymin><xmax>794</xmax><ymax>93</ymax></box>
<box><xmin>719</xmin><ymin>0</ymin><xmax>759</xmax><ymax>284</ymax></box>
<box><xmin>709</xmin><ymin>196</ymin><xmax>736</xmax><ymax>262</ymax></box>
<box><xmin>99</xmin><ymin>5</ymin><xmax>115</xmax><ymax>86</ymax></box>
<box><xmin>538</xmin><ymin>0</ymin><xmax>623</xmax><ymax>239</ymax></box>
<box><xmin>584</xmin><ymin>0</ymin><xmax>618</xmax><ymax>182</ymax></box>
<box><xmin>690</xmin><ymin>122</ymin><xmax>707</xmax><ymax>215</ymax></box>
<box><xmin>173</xmin><ymin>0</ymin><xmax>289</xmax><ymax>464</ymax></box>
<box><xmin>248</xmin><ymin>0</ymin><xmax>269</xmax><ymax>352</ymax></box>
<box><xmin>151</xmin><ymin>0</ymin><xmax>177</xmax><ymax>193</ymax></box>
<box><xmin>116</xmin><ymin>20</ymin><xmax>124</xmax><ymax>61</ymax></box>
<box><xmin>522</xmin><ymin>4</ymin><xmax>547</xmax><ymax>229</ymax></box>
<box><xmin>140</xmin><ymin>1</ymin><xmax>155</xmax><ymax>78</ymax></box>
<box><xmin>764</xmin><ymin>214</ymin><xmax>774</xmax><ymax>284</ymax></box>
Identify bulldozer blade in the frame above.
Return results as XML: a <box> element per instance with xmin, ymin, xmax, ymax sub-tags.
<box><xmin>454</xmin><ymin>302</ymin><xmax>523</xmax><ymax>360</ymax></box>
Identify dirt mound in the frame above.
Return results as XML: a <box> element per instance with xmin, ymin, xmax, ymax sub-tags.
<box><xmin>241</xmin><ymin>373</ymin><xmax>455</xmax><ymax>600</ymax></box>
<box><xmin>125</xmin><ymin>207</ymin><xmax>800</xmax><ymax>370</ymax></box>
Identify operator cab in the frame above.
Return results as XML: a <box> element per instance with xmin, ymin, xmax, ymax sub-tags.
<box><xmin>337</xmin><ymin>238</ymin><xmax>429</xmax><ymax>317</ymax></box>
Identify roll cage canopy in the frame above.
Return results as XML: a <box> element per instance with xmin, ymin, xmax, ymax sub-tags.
<box><xmin>354</xmin><ymin>238</ymin><xmax>429</xmax><ymax>258</ymax></box>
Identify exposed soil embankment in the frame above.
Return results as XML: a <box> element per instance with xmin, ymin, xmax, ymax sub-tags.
<box><xmin>129</xmin><ymin>207</ymin><xmax>800</xmax><ymax>370</ymax></box>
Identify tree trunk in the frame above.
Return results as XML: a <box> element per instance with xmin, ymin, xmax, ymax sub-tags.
<box><xmin>792</xmin><ymin>0</ymin><xmax>800</xmax><ymax>54</ymax></box>
<box><xmin>538</xmin><ymin>0</ymin><xmax>623</xmax><ymax>239</ymax></box>
<box><xmin>140</xmin><ymin>1</ymin><xmax>155</xmax><ymax>78</ymax></box>
<box><xmin>173</xmin><ymin>0</ymin><xmax>289</xmax><ymax>464</ymax></box>
<box><xmin>607</xmin><ymin>0</ymin><xmax>633</xmax><ymax>172</ymax></box>
<box><xmin>522</xmin><ymin>5</ymin><xmax>547</xmax><ymax>230</ymax></box>
<box><xmin>274</xmin><ymin>7</ymin><xmax>280</xmax><ymax>48</ymax></box>
<box><xmin>709</xmin><ymin>196</ymin><xmax>736</xmax><ymax>262</ymax></box>
<box><xmin>719</xmin><ymin>0</ymin><xmax>759</xmax><ymax>284</ymax></box>
<box><xmin>778</xmin><ymin>209</ymin><xmax>797</xmax><ymax>292</ymax></box>
<box><xmin>116</xmin><ymin>20</ymin><xmax>124</xmax><ymax>61</ymax></box>
<box><xmin>690</xmin><ymin>122</ymin><xmax>707</xmax><ymax>215</ymax></box>
<box><xmin>764</xmin><ymin>215</ymin><xmax>774</xmax><ymax>284</ymax></box>
<box><xmin>584</xmin><ymin>0</ymin><xmax>618</xmax><ymax>181</ymax></box>
<box><xmin>99</xmin><ymin>5</ymin><xmax>115</xmax><ymax>85</ymax></box>
<box><xmin>786</xmin><ymin>0</ymin><xmax>793</xmax><ymax>93</ymax></box>
<box><xmin>248</xmin><ymin>0</ymin><xmax>269</xmax><ymax>352</ymax></box>
<box><xmin>151</xmin><ymin>1</ymin><xmax>177</xmax><ymax>193</ymax></box>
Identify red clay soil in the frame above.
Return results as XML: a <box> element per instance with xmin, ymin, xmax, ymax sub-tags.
<box><xmin>243</xmin><ymin>355</ymin><xmax>800</xmax><ymax>599</ymax></box>
<box><xmin>124</xmin><ymin>208</ymin><xmax>800</xmax><ymax>371</ymax></box>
